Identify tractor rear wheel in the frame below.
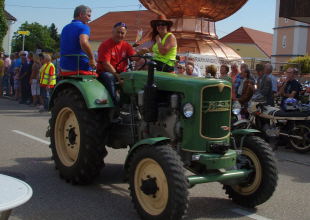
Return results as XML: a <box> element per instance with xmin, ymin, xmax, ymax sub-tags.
<box><xmin>50</xmin><ymin>88</ymin><xmax>109</xmax><ymax>184</ymax></box>
<box><xmin>129</xmin><ymin>145</ymin><xmax>189</xmax><ymax>220</ymax></box>
<box><xmin>223</xmin><ymin>136</ymin><xmax>278</xmax><ymax>208</ymax></box>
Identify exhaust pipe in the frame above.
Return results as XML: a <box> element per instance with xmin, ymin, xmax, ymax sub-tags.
<box><xmin>279</xmin><ymin>132</ymin><xmax>303</xmax><ymax>140</ymax></box>
<box><xmin>143</xmin><ymin>61</ymin><xmax>158</xmax><ymax>122</ymax></box>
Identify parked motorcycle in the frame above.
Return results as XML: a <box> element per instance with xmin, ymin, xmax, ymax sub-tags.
<box><xmin>245</xmin><ymin>101</ymin><xmax>310</xmax><ymax>153</ymax></box>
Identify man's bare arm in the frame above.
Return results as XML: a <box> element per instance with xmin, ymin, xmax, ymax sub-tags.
<box><xmin>79</xmin><ymin>34</ymin><xmax>96</xmax><ymax>68</ymax></box>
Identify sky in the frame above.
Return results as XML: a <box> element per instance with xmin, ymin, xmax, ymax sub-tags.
<box><xmin>5</xmin><ymin>0</ymin><xmax>277</xmax><ymax>38</ymax></box>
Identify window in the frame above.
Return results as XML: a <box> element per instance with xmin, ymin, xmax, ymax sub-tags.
<box><xmin>282</xmin><ymin>35</ymin><xmax>287</xmax><ymax>48</ymax></box>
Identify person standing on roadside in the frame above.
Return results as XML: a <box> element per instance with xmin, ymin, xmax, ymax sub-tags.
<box><xmin>264</xmin><ymin>63</ymin><xmax>277</xmax><ymax>106</ymax></box>
<box><xmin>253</xmin><ymin>63</ymin><xmax>273</xmax><ymax>105</ymax></box>
<box><xmin>19</xmin><ymin>51</ymin><xmax>31</xmax><ymax>104</ymax></box>
<box><xmin>29</xmin><ymin>54</ymin><xmax>42</xmax><ymax>107</ymax></box>
<box><xmin>0</xmin><ymin>52</ymin><xmax>4</xmax><ymax>96</ymax></box>
<box><xmin>39</xmin><ymin>54</ymin><xmax>56</xmax><ymax>112</ymax></box>
<box><xmin>229</xmin><ymin>63</ymin><xmax>240</xmax><ymax>100</ymax></box>
<box><xmin>8</xmin><ymin>54</ymin><xmax>15</xmax><ymax>96</ymax></box>
<box><xmin>60</xmin><ymin>5</ymin><xmax>96</xmax><ymax>72</ymax></box>
<box><xmin>220</xmin><ymin>64</ymin><xmax>231</xmax><ymax>82</ymax></box>
<box><xmin>3</xmin><ymin>54</ymin><xmax>11</xmax><ymax>95</ymax></box>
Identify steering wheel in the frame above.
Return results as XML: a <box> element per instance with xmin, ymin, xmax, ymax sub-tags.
<box><xmin>115</xmin><ymin>55</ymin><xmax>152</xmax><ymax>73</ymax></box>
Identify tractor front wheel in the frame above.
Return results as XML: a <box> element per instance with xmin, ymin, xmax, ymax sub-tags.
<box><xmin>129</xmin><ymin>145</ymin><xmax>189</xmax><ymax>220</ymax></box>
<box><xmin>50</xmin><ymin>88</ymin><xmax>108</xmax><ymax>184</ymax></box>
<box><xmin>224</xmin><ymin>136</ymin><xmax>278</xmax><ymax>208</ymax></box>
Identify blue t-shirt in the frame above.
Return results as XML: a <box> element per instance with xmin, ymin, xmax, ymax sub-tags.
<box><xmin>60</xmin><ymin>20</ymin><xmax>91</xmax><ymax>71</ymax></box>
<box><xmin>14</xmin><ymin>58</ymin><xmax>22</xmax><ymax>69</ymax></box>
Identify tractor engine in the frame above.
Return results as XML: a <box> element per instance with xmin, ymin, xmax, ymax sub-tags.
<box><xmin>137</xmin><ymin>92</ymin><xmax>182</xmax><ymax>143</ymax></box>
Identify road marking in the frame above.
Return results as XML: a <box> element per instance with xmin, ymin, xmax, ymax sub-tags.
<box><xmin>231</xmin><ymin>208</ymin><xmax>272</xmax><ymax>220</ymax></box>
<box><xmin>12</xmin><ymin>130</ymin><xmax>50</xmax><ymax>145</ymax></box>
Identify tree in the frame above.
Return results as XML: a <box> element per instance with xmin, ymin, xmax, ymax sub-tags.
<box><xmin>49</xmin><ymin>23</ymin><xmax>60</xmax><ymax>48</ymax></box>
<box><xmin>0</xmin><ymin>0</ymin><xmax>8</xmax><ymax>52</ymax></box>
<box><xmin>285</xmin><ymin>55</ymin><xmax>310</xmax><ymax>74</ymax></box>
<box><xmin>12</xmin><ymin>22</ymin><xmax>58</xmax><ymax>53</ymax></box>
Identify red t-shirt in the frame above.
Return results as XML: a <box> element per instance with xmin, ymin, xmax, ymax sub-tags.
<box><xmin>97</xmin><ymin>38</ymin><xmax>136</xmax><ymax>73</ymax></box>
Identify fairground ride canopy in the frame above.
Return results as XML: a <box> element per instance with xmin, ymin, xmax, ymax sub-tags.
<box><xmin>139</xmin><ymin>0</ymin><xmax>248</xmax><ymax>21</ymax></box>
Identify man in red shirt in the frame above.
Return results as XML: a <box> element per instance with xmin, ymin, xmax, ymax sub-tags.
<box><xmin>97</xmin><ymin>22</ymin><xmax>136</xmax><ymax>103</ymax></box>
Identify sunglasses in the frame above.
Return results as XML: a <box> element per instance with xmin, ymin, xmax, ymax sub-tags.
<box><xmin>21</xmin><ymin>54</ymin><xmax>27</xmax><ymax>56</ymax></box>
<box><xmin>156</xmin><ymin>22</ymin><xmax>168</xmax><ymax>27</ymax></box>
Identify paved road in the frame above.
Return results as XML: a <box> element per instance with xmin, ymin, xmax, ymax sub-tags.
<box><xmin>0</xmin><ymin>98</ymin><xmax>309</xmax><ymax>220</ymax></box>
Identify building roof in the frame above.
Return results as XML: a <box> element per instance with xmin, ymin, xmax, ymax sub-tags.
<box><xmin>219</xmin><ymin>26</ymin><xmax>273</xmax><ymax>57</ymax></box>
<box><xmin>88</xmin><ymin>10</ymin><xmax>157</xmax><ymax>43</ymax></box>
<box><xmin>4</xmin><ymin>10</ymin><xmax>17</xmax><ymax>21</ymax></box>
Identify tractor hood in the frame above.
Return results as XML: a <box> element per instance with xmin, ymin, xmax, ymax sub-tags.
<box><xmin>121</xmin><ymin>71</ymin><xmax>231</xmax><ymax>98</ymax></box>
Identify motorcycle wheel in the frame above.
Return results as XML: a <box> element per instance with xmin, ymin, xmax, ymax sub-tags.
<box><xmin>289</xmin><ymin>121</ymin><xmax>310</xmax><ymax>153</ymax></box>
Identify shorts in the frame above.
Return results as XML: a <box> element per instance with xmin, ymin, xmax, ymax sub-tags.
<box><xmin>14</xmin><ymin>79</ymin><xmax>20</xmax><ymax>90</ymax></box>
<box><xmin>0</xmin><ymin>76</ymin><xmax>3</xmax><ymax>87</ymax></box>
<box><xmin>31</xmin><ymin>79</ymin><xmax>40</xmax><ymax>96</ymax></box>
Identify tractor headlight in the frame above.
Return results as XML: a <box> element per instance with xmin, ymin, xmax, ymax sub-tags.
<box><xmin>232</xmin><ymin>101</ymin><xmax>241</xmax><ymax>115</ymax></box>
<box><xmin>183</xmin><ymin>103</ymin><xmax>194</xmax><ymax>118</ymax></box>
<box><xmin>232</xmin><ymin>108</ymin><xmax>241</xmax><ymax>115</ymax></box>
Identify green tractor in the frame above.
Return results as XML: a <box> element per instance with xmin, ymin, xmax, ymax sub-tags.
<box><xmin>48</xmin><ymin>56</ymin><xmax>278</xmax><ymax>219</ymax></box>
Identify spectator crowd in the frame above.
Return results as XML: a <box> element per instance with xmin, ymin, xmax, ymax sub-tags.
<box><xmin>175</xmin><ymin>58</ymin><xmax>302</xmax><ymax>111</ymax></box>
<box><xmin>0</xmin><ymin>51</ymin><xmax>58</xmax><ymax>112</ymax></box>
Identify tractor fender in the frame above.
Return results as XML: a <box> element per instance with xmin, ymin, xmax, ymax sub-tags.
<box><xmin>232</xmin><ymin>119</ymin><xmax>250</xmax><ymax>127</ymax></box>
<box><xmin>231</xmin><ymin>129</ymin><xmax>261</xmax><ymax>136</ymax></box>
<box><xmin>123</xmin><ymin>137</ymin><xmax>170</xmax><ymax>179</ymax></box>
<box><xmin>50</xmin><ymin>78</ymin><xmax>114</xmax><ymax>110</ymax></box>
<box><xmin>231</xmin><ymin>129</ymin><xmax>261</xmax><ymax>149</ymax></box>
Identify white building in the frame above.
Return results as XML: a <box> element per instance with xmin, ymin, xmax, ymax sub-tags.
<box><xmin>2</xmin><ymin>10</ymin><xmax>16</xmax><ymax>55</ymax></box>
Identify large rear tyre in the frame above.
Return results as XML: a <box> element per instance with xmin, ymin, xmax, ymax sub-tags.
<box><xmin>289</xmin><ymin>121</ymin><xmax>310</xmax><ymax>153</ymax></box>
<box><xmin>224</xmin><ymin>136</ymin><xmax>278</xmax><ymax>208</ymax></box>
<box><xmin>129</xmin><ymin>145</ymin><xmax>189</xmax><ymax>220</ymax></box>
<box><xmin>50</xmin><ymin>88</ymin><xmax>109</xmax><ymax>185</ymax></box>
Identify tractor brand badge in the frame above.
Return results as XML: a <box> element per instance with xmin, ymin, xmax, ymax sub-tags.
<box><xmin>217</xmin><ymin>83</ymin><xmax>225</xmax><ymax>93</ymax></box>
<box><xmin>202</xmin><ymin>100</ymin><xmax>231</xmax><ymax>113</ymax></box>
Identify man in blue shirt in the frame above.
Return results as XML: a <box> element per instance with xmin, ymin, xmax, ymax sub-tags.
<box><xmin>60</xmin><ymin>5</ymin><xmax>96</xmax><ymax>72</ymax></box>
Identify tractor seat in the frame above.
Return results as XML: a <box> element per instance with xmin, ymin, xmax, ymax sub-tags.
<box><xmin>60</xmin><ymin>70</ymin><xmax>98</xmax><ymax>77</ymax></box>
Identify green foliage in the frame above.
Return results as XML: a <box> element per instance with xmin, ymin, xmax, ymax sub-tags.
<box><xmin>12</xmin><ymin>22</ymin><xmax>60</xmax><ymax>53</ymax></box>
<box><xmin>285</xmin><ymin>55</ymin><xmax>310</xmax><ymax>74</ymax></box>
<box><xmin>0</xmin><ymin>0</ymin><xmax>8</xmax><ymax>52</ymax></box>
<box><xmin>49</xmin><ymin>23</ymin><xmax>60</xmax><ymax>48</ymax></box>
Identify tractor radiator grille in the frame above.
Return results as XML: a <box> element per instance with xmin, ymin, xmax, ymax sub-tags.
<box><xmin>200</xmin><ymin>84</ymin><xmax>231</xmax><ymax>139</ymax></box>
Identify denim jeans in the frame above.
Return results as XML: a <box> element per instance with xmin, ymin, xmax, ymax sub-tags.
<box><xmin>99</xmin><ymin>72</ymin><xmax>117</xmax><ymax>104</ymax></box>
<box><xmin>40</xmin><ymin>87</ymin><xmax>51</xmax><ymax>110</ymax></box>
